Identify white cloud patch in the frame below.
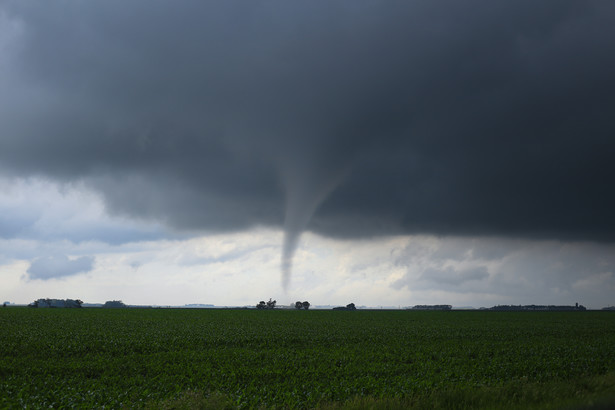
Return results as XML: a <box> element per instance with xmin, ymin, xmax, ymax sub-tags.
<box><xmin>0</xmin><ymin>177</ymin><xmax>170</xmax><ymax>244</ymax></box>
<box><xmin>27</xmin><ymin>254</ymin><xmax>94</xmax><ymax>280</ymax></box>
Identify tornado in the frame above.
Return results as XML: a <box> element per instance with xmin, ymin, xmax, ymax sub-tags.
<box><xmin>281</xmin><ymin>185</ymin><xmax>318</xmax><ymax>290</ymax></box>
<box><xmin>280</xmin><ymin>160</ymin><xmax>350</xmax><ymax>290</ymax></box>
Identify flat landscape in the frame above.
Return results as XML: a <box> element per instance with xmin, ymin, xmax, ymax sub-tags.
<box><xmin>1</xmin><ymin>308</ymin><xmax>614</xmax><ymax>409</ymax></box>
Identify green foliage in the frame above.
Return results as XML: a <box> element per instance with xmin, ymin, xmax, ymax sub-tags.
<box><xmin>148</xmin><ymin>390</ymin><xmax>234</xmax><ymax>410</ymax></box>
<box><xmin>0</xmin><ymin>308</ymin><xmax>614</xmax><ymax>408</ymax></box>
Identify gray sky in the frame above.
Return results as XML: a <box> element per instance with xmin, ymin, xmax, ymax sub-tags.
<box><xmin>1</xmin><ymin>1</ymin><xmax>614</xmax><ymax>308</ymax></box>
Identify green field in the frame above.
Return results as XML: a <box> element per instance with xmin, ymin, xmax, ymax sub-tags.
<box><xmin>1</xmin><ymin>308</ymin><xmax>614</xmax><ymax>409</ymax></box>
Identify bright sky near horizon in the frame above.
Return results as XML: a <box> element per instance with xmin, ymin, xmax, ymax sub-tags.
<box><xmin>1</xmin><ymin>1</ymin><xmax>614</xmax><ymax>308</ymax></box>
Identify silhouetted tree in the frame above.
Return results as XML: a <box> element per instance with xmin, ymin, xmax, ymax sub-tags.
<box><xmin>102</xmin><ymin>300</ymin><xmax>126</xmax><ymax>308</ymax></box>
<box><xmin>302</xmin><ymin>301</ymin><xmax>310</xmax><ymax>310</ymax></box>
<box><xmin>257</xmin><ymin>299</ymin><xmax>277</xmax><ymax>309</ymax></box>
<box><xmin>295</xmin><ymin>301</ymin><xmax>303</xmax><ymax>309</ymax></box>
<box><xmin>28</xmin><ymin>298</ymin><xmax>82</xmax><ymax>308</ymax></box>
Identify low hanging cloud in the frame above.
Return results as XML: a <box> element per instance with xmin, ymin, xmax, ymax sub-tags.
<box><xmin>419</xmin><ymin>266</ymin><xmax>490</xmax><ymax>287</ymax></box>
<box><xmin>27</xmin><ymin>254</ymin><xmax>95</xmax><ymax>280</ymax></box>
<box><xmin>390</xmin><ymin>236</ymin><xmax>615</xmax><ymax>305</ymax></box>
<box><xmin>1</xmin><ymin>1</ymin><xmax>615</xmax><ymax>285</ymax></box>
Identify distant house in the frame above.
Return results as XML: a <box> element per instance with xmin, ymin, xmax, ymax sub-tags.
<box><xmin>29</xmin><ymin>299</ymin><xmax>82</xmax><ymax>308</ymax></box>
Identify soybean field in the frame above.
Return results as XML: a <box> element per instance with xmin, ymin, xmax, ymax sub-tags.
<box><xmin>1</xmin><ymin>308</ymin><xmax>614</xmax><ymax>409</ymax></box>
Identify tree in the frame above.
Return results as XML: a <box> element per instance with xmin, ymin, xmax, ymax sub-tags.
<box><xmin>295</xmin><ymin>301</ymin><xmax>303</xmax><ymax>310</ymax></box>
<box><xmin>302</xmin><ymin>301</ymin><xmax>310</xmax><ymax>310</ymax></box>
<box><xmin>257</xmin><ymin>298</ymin><xmax>276</xmax><ymax>309</ymax></box>
<box><xmin>102</xmin><ymin>300</ymin><xmax>127</xmax><ymax>308</ymax></box>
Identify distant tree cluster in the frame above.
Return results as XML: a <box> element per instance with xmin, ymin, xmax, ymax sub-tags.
<box><xmin>256</xmin><ymin>298</ymin><xmax>276</xmax><ymax>309</ymax></box>
<box><xmin>294</xmin><ymin>301</ymin><xmax>310</xmax><ymax>310</ymax></box>
<box><xmin>333</xmin><ymin>303</ymin><xmax>356</xmax><ymax>311</ymax></box>
<box><xmin>489</xmin><ymin>304</ymin><xmax>586</xmax><ymax>311</ymax></box>
<box><xmin>28</xmin><ymin>298</ymin><xmax>83</xmax><ymax>308</ymax></box>
<box><xmin>102</xmin><ymin>300</ymin><xmax>127</xmax><ymax>308</ymax></box>
<box><xmin>411</xmin><ymin>305</ymin><xmax>452</xmax><ymax>311</ymax></box>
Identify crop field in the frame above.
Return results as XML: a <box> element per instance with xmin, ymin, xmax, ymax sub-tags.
<box><xmin>1</xmin><ymin>308</ymin><xmax>614</xmax><ymax>409</ymax></box>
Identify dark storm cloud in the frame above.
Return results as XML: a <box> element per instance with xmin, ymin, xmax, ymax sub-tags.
<box><xmin>1</xmin><ymin>0</ymin><xmax>615</xmax><ymax>247</ymax></box>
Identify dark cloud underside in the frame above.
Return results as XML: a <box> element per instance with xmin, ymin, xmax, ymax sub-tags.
<box><xmin>1</xmin><ymin>1</ymin><xmax>614</xmax><ymax>241</ymax></box>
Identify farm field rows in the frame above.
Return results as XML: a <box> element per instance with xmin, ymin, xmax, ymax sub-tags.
<box><xmin>0</xmin><ymin>308</ymin><xmax>614</xmax><ymax>408</ymax></box>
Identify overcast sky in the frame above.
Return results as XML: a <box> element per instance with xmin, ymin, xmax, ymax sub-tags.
<box><xmin>1</xmin><ymin>1</ymin><xmax>614</xmax><ymax>308</ymax></box>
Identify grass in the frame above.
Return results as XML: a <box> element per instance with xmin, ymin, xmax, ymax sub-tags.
<box><xmin>1</xmin><ymin>308</ymin><xmax>614</xmax><ymax>408</ymax></box>
<box><xmin>154</xmin><ymin>372</ymin><xmax>615</xmax><ymax>409</ymax></box>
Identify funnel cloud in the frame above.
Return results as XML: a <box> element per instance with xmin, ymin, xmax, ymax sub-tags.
<box><xmin>280</xmin><ymin>154</ymin><xmax>352</xmax><ymax>289</ymax></box>
<box><xmin>1</xmin><ymin>1</ymin><xmax>615</xmax><ymax>288</ymax></box>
